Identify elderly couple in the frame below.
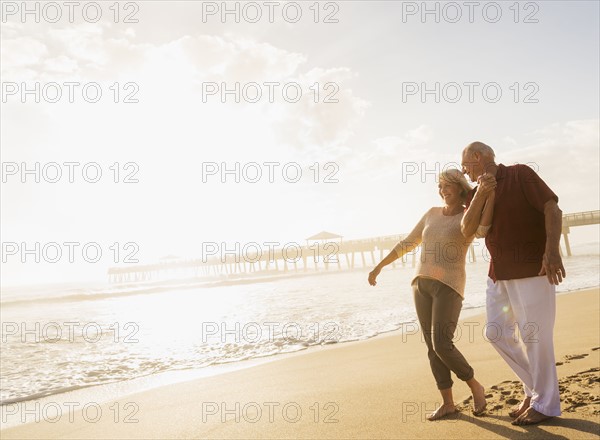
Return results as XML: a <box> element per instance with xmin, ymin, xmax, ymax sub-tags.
<box><xmin>369</xmin><ymin>142</ymin><xmax>565</xmax><ymax>425</ymax></box>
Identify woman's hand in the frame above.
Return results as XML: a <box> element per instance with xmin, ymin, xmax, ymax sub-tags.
<box><xmin>476</xmin><ymin>173</ymin><xmax>497</xmax><ymax>197</ymax></box>
<box><xmin>368</xmin><ymin>266</ymin><xmax>381</xmax><ymax>286</ymax></box>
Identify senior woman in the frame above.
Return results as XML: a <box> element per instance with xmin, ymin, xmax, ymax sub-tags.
<box><xmin>368</xmin><ymin>168</ymin><xmax>494</xmax><ymax>421</ymax></box>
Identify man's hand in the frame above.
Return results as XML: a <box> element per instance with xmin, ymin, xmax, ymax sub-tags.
<box><xmin>538</xmin><ymin>250</ymin><xmax>566</xmax><ymax>285</ymax></box>
<box><xmin>476</xmin><ymin>173</ymin><xmax>497</xmax><ymax>197</ymax></box>
<box><xmin>368</xmin><ymin>266</ymin><xmax>381</xmax><ymax>286</ymax></box>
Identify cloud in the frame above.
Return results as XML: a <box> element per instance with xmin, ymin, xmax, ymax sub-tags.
<box><xmin>371</xmin><ymin>125</ymin><xmax>434</xmax><ymax>158</ymax></box>
<box><xmin>499</xmin><ymin>119</ymin><xmax>599</xmax><ymax>211</ymax></box>
<box><xmin>42</xmin><ymin>55</ymin><xmax>78</xmax><ymax>74</ymax></box>
<box><xmin>338</xmin><ymin>124</ymin><xmax>438</xmax><ymax>182</ymax></box>
<box><xmin>47</xmin><ymin>24</ymin><xmax>108</xmax><ymax>66</ymax></box>
<box><xmin>1</xmin><ymin>22</ymin><xmax>143</xmax><ymax>80</ymax></box>
<box><xmin>135</xmin><ymin>35</ymin><xmax>368</xmax><ymax>160</ymax></box>
<box><xmin>1</xmin><ymin>24</ymin><xmax>371</xmax><ymax>168</ymax></box>
<box><xmin>2</xmin><ymin>23</ymin><xmax>368</xmax><ymax>160</ymax></box>
<box><xmin>0</xmin><ymin>36</ymin><xmax>48</xmax><ymax>69</ymax></box>
<box><xmin>267</xmin><ymin>67</ymin><xmax>370</xmax><ymax>159</ymax></box>
<box><xmin>139</xmin><ymin>34</ymin><xmax>305</xmax><ymax>83</ymax></box>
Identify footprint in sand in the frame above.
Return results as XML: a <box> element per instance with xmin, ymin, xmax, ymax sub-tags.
<box><xmin>558</xmin><ymin>367</ymin><xmax>600</xmax><ymax>416</ymax></box>
<box><xmin>463</xmin><ymin>364</ymin><xmax>600</xmax><ymax>418</ymax></box>
<box><xmin>563</xmin><ymin>353</ymin><xmax>589</xmax><ymax>363</ymax></box>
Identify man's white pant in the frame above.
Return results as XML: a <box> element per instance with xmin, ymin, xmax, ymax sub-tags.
<box><xmin>485</xmin><ymin>275</ymin><xmax>561</xmax><ymax>417</ymax></box>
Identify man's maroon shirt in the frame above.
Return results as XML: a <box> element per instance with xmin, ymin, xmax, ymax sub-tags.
<box><xmin>465</xmin><ymin>164</ymin><xmax>559</xmax><ymax>282</ymax></box>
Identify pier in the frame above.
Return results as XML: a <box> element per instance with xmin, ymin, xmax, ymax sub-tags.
<box><xmin>561</xmin><ymin>210</ymin><xmax>599</xmax><ymax>257</ymax></box>
<box><xmin>107</xmin><ymin>210</ymin><xmax>599</xmax><ymax>283</ymax></box>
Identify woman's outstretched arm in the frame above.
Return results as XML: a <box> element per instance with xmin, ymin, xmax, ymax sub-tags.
<box><xmin>368</xmin><ymin>210</ymin><xmax>427</xmax><ymax>286</ymax></box>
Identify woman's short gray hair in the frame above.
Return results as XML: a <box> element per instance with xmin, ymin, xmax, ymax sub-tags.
<box><xmin>439</xmin><ymin>168</ymin><xmax>472</xmax><ymax>200</ymax></box>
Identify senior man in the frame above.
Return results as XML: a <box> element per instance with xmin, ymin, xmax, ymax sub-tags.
<box><xmin>461</xmin><ymin>141</ymin><xmax>565</xmax><ymax>425</ymax></box>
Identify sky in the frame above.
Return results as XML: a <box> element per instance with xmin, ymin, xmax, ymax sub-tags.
<box><xmin>1</xmin><ymin>1</ymin><xmax>599</xmax><ymax>285</ymax></box>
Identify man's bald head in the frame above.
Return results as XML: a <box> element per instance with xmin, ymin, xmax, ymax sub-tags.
<box><xmin>461</xmin><ymin>141</ymin><xmax>497</xmax><ymax>183</ymax></box>
<box><xmin>462</xmin><ymin>141</ymin><xmax>495</xmax><ymax>160</ymax></box>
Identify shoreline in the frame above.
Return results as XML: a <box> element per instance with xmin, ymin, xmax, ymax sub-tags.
<box><xmin>2</xmin><ymin>287</ymin><xmax>599</xmax><ymax>438</ymax></box>
<box><xmin>5</xmin><ymin>251</ymin><xmax>596</xmax><ymax>307</ymax></box>
<box><xmin>1</xmin><ymin>285</ymin><xmax>596</xmax><ymax>413</ymax></box>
